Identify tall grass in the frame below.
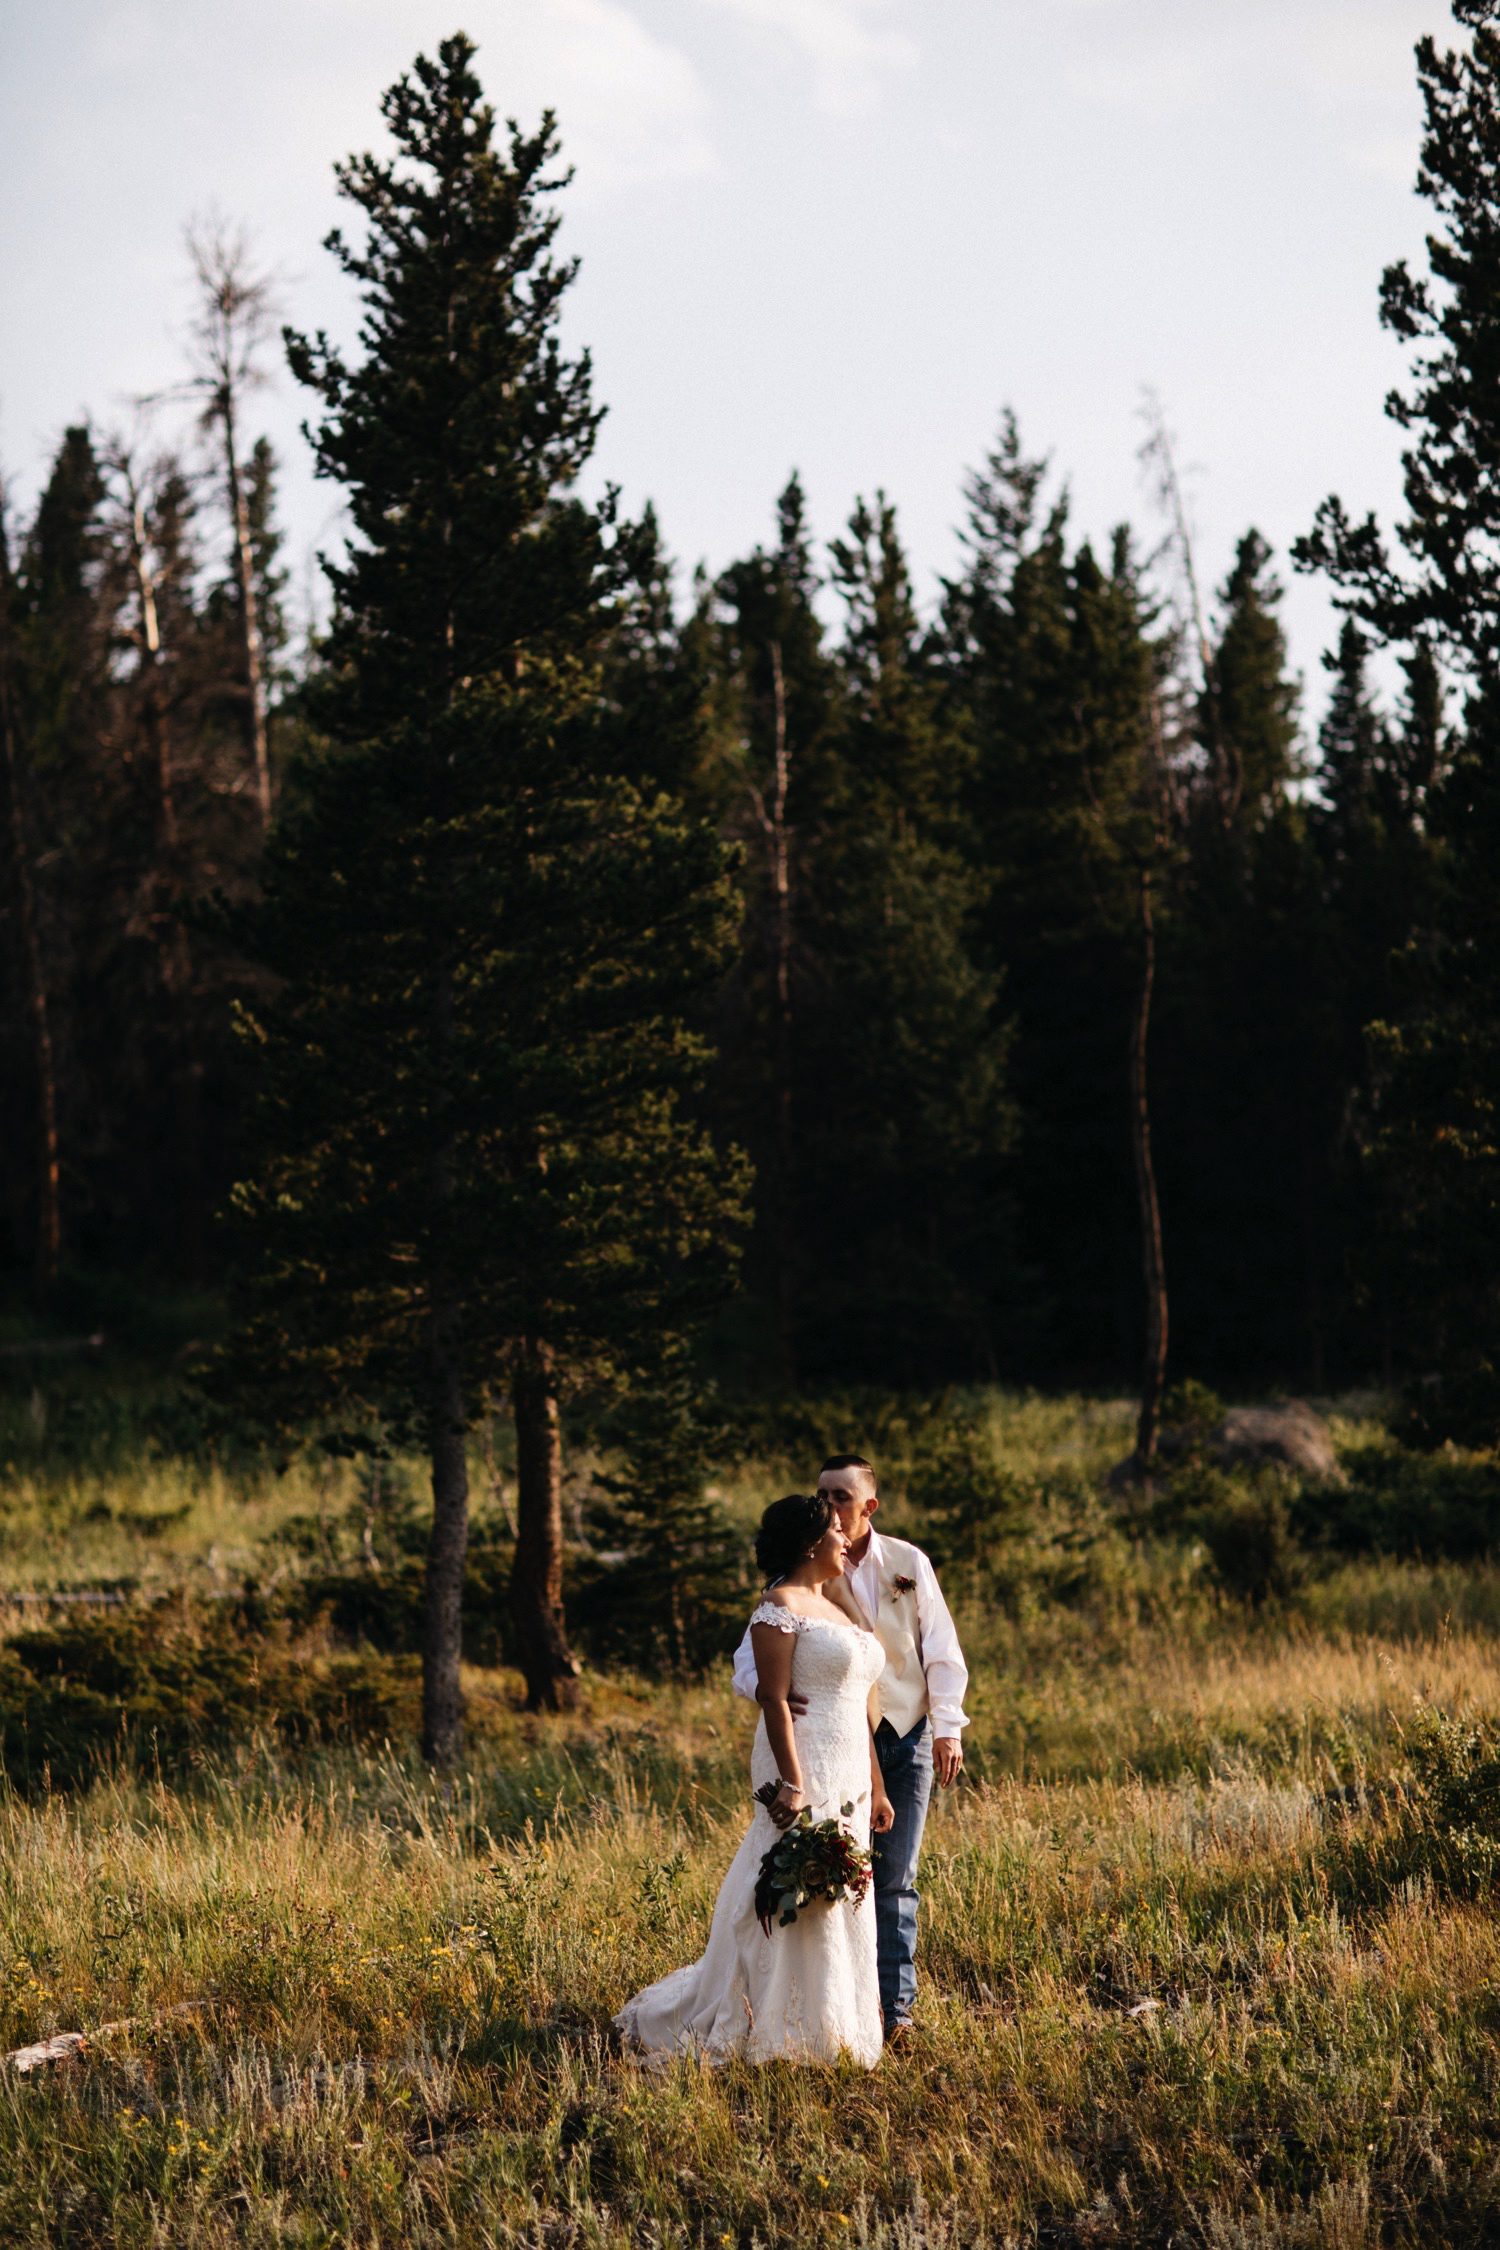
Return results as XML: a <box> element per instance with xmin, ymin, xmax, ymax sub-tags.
<box><xmin>5</xmin><ymin>1383</ymin><xmax>1500</xmax><ymax>2242</ymax></box>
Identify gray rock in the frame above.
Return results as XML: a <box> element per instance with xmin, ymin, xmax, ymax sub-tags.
<box><xmin>1107</xmin><ymin>1397</ymin><xmax>1345</xmax><ymax>1488</ymax></box>
<box><xmin>1209</xmin><ymin>1399</ymin><xmax>1343</xmax><ymax>1483</ymax></box>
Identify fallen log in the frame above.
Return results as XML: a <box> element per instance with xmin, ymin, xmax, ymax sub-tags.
<box><xmin>5</xmin><ymin>2000</ymin><xmax>205</xmax><ymax>2076</ymax></box>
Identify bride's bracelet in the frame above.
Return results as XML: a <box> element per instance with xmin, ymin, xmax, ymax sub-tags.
<box><xmin>753</xmin><ymin>1778</ymin><xmax>805</xmax><ymax>1808</ymax></box>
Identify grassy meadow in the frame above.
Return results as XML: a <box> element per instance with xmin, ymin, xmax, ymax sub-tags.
<box><xmin>5</xmin><ymin>1371</ymin><xmax>1500</xmax><ymax>2244</ymax></box>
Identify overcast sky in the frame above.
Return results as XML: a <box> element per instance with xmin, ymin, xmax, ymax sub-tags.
<box><xmin>0</xmin><ymin>0</ymin><xmax>1459</xmax><ymax>723</ymax></box>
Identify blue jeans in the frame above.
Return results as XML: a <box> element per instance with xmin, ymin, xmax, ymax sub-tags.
<box><xmin>872</xmin><ymin>1716</ymin><xmax>933</xmax><ymax>2030</ymax></box>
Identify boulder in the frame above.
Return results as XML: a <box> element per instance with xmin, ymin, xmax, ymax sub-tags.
<box><xmin>1209</xmin><ymin>1399</ymin><xmax>1343</xmax><ymax>1484</ymax></box>
<box><xmin>1108</xmin><ymin>1397</ymin><xmax>1345</xmax><ymax>1488</ymax></box>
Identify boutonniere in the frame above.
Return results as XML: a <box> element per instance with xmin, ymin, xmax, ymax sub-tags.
<box><xmin>889</xmin><ymin>1574</ymin><xmax>917</xmax><ymax>1600</ymax></box>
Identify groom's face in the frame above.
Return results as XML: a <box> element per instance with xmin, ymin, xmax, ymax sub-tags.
<box><xmin>817</xmin><ymin>1467</ymin><xmax>878</xmax><ymax>1548</ymax></box>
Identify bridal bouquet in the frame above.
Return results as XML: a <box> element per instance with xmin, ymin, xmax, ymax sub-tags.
<box><xmin>752</xmin><ymin>1798</ymin><xmax>873</xmax><ymax>1935</ymax></box>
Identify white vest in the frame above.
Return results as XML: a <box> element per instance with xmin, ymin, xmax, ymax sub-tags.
<box><xmin>831</xmin><ymin>1533</ymin><xmax>930</xmax><ymax>1736</ymax></box>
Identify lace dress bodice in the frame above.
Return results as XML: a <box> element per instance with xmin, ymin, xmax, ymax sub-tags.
<box><xmin>615</xmin><ymin>1597</ymin><xmax>887</xmax><ymax>2068</ymax></box>
<box><xmin>745</xmin><ymin>1600</ymin><xmax>887</xmax><ymax>1817</ymax></box>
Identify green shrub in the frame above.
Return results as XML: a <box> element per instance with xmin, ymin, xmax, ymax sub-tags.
<box><xmin>1326</xmin><ymin>1704</ymin><xmax>1500</xmax><ymax>1906</ymax></box>
<box><xmin>276</xmin><ymin>1543</ymin><xmax>515</xmax><ymax>1665</ymax></box>
<box><xmin>0</xmin><ymin>1604</ymin><xmax>413</xmax><ymax>1793</ymax></box>
<box><xmin>903</xmin><ymin>1415</ymin><xmax>1113</xmax><ymax>1615</ymax></box>
<box><xmin>1158</xmin><ymin>1377</ymin><xmax>1227</xmax><ymax>1459</ymax></box>
<box><xmin>1302</xmin><ymin>1440</ymin><xmax>1500</xmax><ymax>1561</ymax></box>
<box><xmin>1156</xmin><ymin>1463</ymin><xmax>1306</xmax><ymax>1606</ymax></box>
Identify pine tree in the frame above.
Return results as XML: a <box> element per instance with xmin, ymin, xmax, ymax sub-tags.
<box><xmin>795</xmin><ymin>493</ymin><xmax>1012</xmax><ymax>1378</ymax></box>
<box><xmin>944</xmin><ymin>419</ymin><xmax>1178</xmax><ymax>1447</ymax></box>
<box><xmin>5</xmin><ymin>426</ymin><xmax>111</xmax><ymax>1294</ymax></box>
<box><xmin>1200</xmin><ymin>530</ymin><xmax>1301</xmax><ymax>818</ymax></box>
<box><xmin>713</xmin><ymin>476</ymin><xmax>838</xmax><ymax>1373</ymax></box>
<box><xmin>225</xmin><ymin>37</ymin><xmax>747</xmax><ymax>1747</ymax></box>
<box><xmin>1158</xmin><ymin>531</ymin><xmax>1333</xmax><ymax>1383</ymax></box>
<box><xmin>580</xmin><ymin>1360</ymin><xmax>748</xmax><ymax>1674</ymax></box>
<box><xmin>1296</xmin><ymin>0</ymin><xmax>1500</xmax><ymax>1431</ymax></box>
<box><xmin>941</xmin><ymin>424</ymin><xmax>1113</xmax><ymax>1378</ymax></box>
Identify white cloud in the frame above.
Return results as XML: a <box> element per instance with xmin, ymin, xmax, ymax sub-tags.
<box><xmin>82</xmin><ymin>0</ymin><xmax>718</xmax><ymax>201</ymax></box>
<box><xmin>1059</xmin><ymin>0</ymin><xmax>1438</xmax><ymax>164</ymax></box>
<box><xmin>470</xmin><ymin>0</ymin><xmax>718</xmax><ymax>190</ymax></box>
<box><xmin>701</xmin><ymin>0</ymin><xmax>917</xmax><ymax>117</ymax></box>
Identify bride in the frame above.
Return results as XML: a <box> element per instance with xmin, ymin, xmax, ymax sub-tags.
<box><xmin>616</xmin><ymin>1493</ymin><xmax>894</xmax><ymax>2066</ymax></box>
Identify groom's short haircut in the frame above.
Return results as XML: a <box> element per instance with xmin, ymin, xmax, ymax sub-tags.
<box><xmin>820</xmin><ymin>1453</ymin><xmax>876</xmax><ymax>1492</ymax></box>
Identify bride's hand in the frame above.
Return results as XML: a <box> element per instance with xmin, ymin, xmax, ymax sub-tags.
<box><xmin>774</xmin><ymin>1781</ymin><xmax>807</xmax><ymax>1829</ymax></box>
<box><xmin>871</xmin><ymin>1788</ymin><xmax>895</xmax><ymax>1834</ymax></box>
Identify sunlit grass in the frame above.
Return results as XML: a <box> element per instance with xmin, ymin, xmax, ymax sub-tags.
<box><xmin>3</xmin><ymin>1674</ymin><xmax>1500</xmax><ymax>2247</ymax></box>
<box><xmin>5</xmin><ymin>1384</ymin><xmax>1500</xmax><ymax>2242</ymax></box>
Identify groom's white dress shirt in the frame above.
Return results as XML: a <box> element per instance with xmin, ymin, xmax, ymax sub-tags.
<box><xmin>731</xmin><ymin>1528</ymin><xmax>969</xmax><ymax>1738</ymax></box>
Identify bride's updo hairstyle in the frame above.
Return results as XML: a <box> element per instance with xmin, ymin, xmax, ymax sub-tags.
<box><xmin>755</xmin><ymin>1492</ymin><xmax>834</xmax><ymax>1585</ymax></box>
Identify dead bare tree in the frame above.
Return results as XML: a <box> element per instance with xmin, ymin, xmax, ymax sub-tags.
<box><xmin>103</xmin><ymin>435</ymin><xmax>178</xmax><ymax>852</ymax></box>
<box><xmin>182</xmin><ymin>215</ymin><xmax>279</xmax><ymax>832</ymax></box>
<box><xmin>1127</xmin><ymin>691</ymin><xmax>1177</xmax><ymax>1482</ymax></box>
<box><xmin>1138</xmin><ymin>388</ymin><xmax>1239</xmax><ymax>826</ymax></box>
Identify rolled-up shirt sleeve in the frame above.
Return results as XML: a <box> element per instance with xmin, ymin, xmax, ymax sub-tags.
<box><xmin>730</xmin><ymin>1622</ymin><xmax>759</xmax><ymax>1703</ymax></box>
<box><xmin>915</xmin><ymin>1551</ymin><xmax>969</xmax><ymax>1735</ymax></box>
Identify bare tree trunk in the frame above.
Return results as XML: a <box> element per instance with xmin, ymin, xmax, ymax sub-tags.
<box><xmin>119</xmin><ymin>470</ymin><xmax>179</xmax><ymax>852</ymax></box>
<box><xmin>1130</xmin><ymin>868</ymin><xmax>1168</xmax><ymax>1480</ymax></box>
<box><xmin>0</xmin><ymin>574</ymin><xmax>61</xmax><ymax>1302</ymax></box>
<box><xmin>1302</xmin><ymin>1126</ymin><xmax>1326</xmax><ymax>1392</ymax></box>
<box><xmin>1138</xmin><ymin>391</ymin><xmax>1239</xmax><ymax>826</ymax></box>
<box><xmin>182</xmin><ymin>219</ymin><xmax>276</xmax><ymax>833</ymax></box>
<box><xmin>222</xmin><ymin>392</ymin><xmax>271</xmax><ymax>832</ymax></box>
<box><xmin>509</xmin><ymin>1338</ymin><xmax>580</xmax><ymax>1711</ymax></box>
<box><xmin>422</xmin><ymin>1307</ymin><xmax>469</xmax><ymax>1767</ymax></box>
<box><xmin>766</xmin><ymin>639</ymin><xmax>795</xmax><ymax>1374</ymax></box>
<box><xmin>421</xmin><ymin>963</ymin><xmax>469</xmax><ymax>1767</ymax></box>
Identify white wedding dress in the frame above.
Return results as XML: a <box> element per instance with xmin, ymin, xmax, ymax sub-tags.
<box><xmin>616</xmin><ymin>1600</ymin><xmax>886</xmax><ymax>2067</ymax></box>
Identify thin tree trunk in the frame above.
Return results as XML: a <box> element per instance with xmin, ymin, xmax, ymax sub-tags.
<box><xmin>767</xmin><ymin>639</ymin><xmax>795</xmax><ymax>1375</ymax></box>
<box><xmin>124</xmin><ymin>481</ymin><xmax>178</xmax><ymax>852</ymax></box>
<box><xmin>1302</xmin><ymin>1125</ymin><xmax>1326</xmax><ymax>1392</ymax></box>
<box><xmin>0</xmin><ymin>580</ymin><xmax>61</xmax><ymax>1302</ymax></box>
<box><xmin>421</xmin><ymin>963</ymin><xmax>469</xmax><ymax>1767</ymax></box>
<box><xmin>422</xmin><ymin>1309</ymin><xmax>469</xmax><ymax>1766</ymax></box>
<box><xmin>123</xmin><ymin>471</ymin><xmax>206</xmax><ymax>1272</ymax></box>
<box><xmin>1130</xmin><ymin>867</ymin><xmax>1168</xmax><ymax>1479</ymax></box>
<box><xmin>222</xmin><ymin>393</ymin><xmax>271</xmax><ymax>832</ymax></box>
<box><xmin>509</xmin><ymin>1338</ymin><xmax>580</xmax><ymax>1711</ymax></box>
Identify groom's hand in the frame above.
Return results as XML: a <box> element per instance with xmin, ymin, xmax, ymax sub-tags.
<box><xmin>933</xmin><ymin>1736</ymin><xmax>964</xmax><ymax>1787</ymax></box>
<box><xmin>757</xmin><ymin>1686</ymin><xmax>809</xmax><ymax>1718</ymax></box>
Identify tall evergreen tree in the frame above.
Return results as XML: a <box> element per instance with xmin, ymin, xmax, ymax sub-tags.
<box><xmin>1199</xmin><ymin>530</ymin><xmax>1301</xmax><ymax>818</ymax></box>
<box><xmin>1296</xmin><ymin>0</ymin><xmax>1500</xmax><ymax>1432</ymax></box>
<box><xmin>945</xmin><ymin>421</ymin><xmax>1177</xmax><ymax>1442</ymax></box>
<box><xmin>796</xmin><ymin>493</ymin><xmax>1012</xmax><ymax>1378</ymax></box>
<box><xmin>1157</xmin><ymin>532</ymin><xmax>1332</xmax><ymax>1382</ymax></box>
<box><xmin>226</xmin><ymin>37</ymin><xmax>746</xmax><ymax>1747</ymax></box>
<box><xmin>712</xmin><ymin>476</ymin><xmax>837</xmax><ymax>1374</ymax></box>
<box><xmin>6</xmin><ymin>427</ymin><xmax>111</xmax><ymax>1294</ymax></box>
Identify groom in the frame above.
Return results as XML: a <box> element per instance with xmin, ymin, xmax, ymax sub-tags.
<box><xmin>731</xmin><ymin>1452</ymin><xmax>969</xmax><ymax>2043</ymax></box>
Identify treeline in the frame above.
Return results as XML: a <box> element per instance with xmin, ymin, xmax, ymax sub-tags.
<box><xmin>0</xmin><ymin>9</ymin><xmax>1494</xmax><ymax>1436</ymax></box>
<box><xmin>0</xmin><ymin>224</ymin><xmax>291</xmax><ymax>1291</ymax></box>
